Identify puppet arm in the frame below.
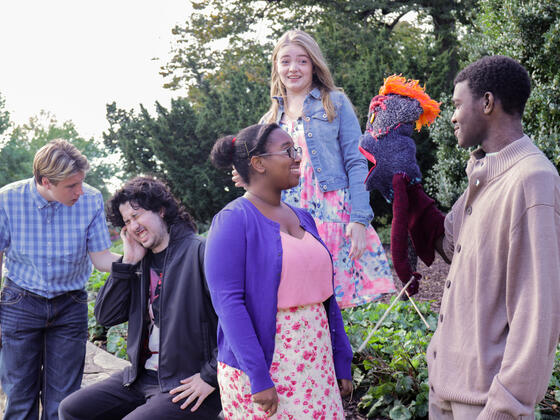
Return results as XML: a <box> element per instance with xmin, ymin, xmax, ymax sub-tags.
<box><xmin>405</xmin><ymin>179</ymin><xmax>446</xmax><ymax>266</ymax></box>
<box><xmin>391</xmin><ymin>173</ymin><xmax>421</xmax><ymax>295</ymax></box>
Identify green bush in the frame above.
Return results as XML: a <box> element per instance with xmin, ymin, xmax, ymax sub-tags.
<box><xmin>86</xmin><ymin>239</ymin><xmax>128</xmax><ymax>358</ymax></box>
<box><xmin>424</xmin><ymin>95</ymin><xmax>470</xmax><ymax>211</ymax></box>
<box><xmin>344</xmin><ymin>300</ymin><xmax>437</xmax><ymax>419</ymax></box>
<box><xmin>345</xmin><ymin>301</ymin><xmax>560</xmax><ymax>419</ymax></box>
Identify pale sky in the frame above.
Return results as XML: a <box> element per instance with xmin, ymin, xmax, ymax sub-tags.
<box><xmin>0</xmin><ymin>0</ymin><xmax>191</xmax><ymax>140</ymax></box>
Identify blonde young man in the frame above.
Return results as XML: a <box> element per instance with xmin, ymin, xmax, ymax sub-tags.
<box><xmin>0</xmin><ymin>139</ymin><xmax>119</xmax><ymax>420</ymax></box>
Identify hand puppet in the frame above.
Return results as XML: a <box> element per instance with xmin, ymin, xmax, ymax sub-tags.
<box><xmin>359</xmin><ymin>75</ymin><xmax>444</xmax><ymax>296</ymax></box>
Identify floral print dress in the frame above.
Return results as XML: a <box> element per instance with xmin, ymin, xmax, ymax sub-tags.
<box><xmin>280</xmin><ymin>119</ymin><xmax>395</xmax><ymax>308</ymax></box>
<box><xmin>218</xmin><ymin>304</ymin><xmax>344</xmax><ymax>420</ymax></box>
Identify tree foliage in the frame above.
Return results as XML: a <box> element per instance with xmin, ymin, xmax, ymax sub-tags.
<box><xmin>104</xmin><ymin>99</ymin><xmax>242</xmax><ymax>225</ymax></box>
<box><xmin>0</xmin><ymin>110</ymin><xmax>115</xmax><ymax>199</ymax></box>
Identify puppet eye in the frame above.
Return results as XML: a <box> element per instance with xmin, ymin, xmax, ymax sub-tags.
<box><xmin>369</xmin><ymin>112</ymin><xmax>376</xmax><ymax>124</ymax></box>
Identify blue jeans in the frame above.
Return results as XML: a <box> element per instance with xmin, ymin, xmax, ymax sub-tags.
<box><xmin>0</xmin><ymin>278</ymin><xmax>88</xmax><ymax>420</ymax></box>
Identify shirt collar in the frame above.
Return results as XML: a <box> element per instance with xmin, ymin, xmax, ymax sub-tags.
<box><xmin>467</xmin><ymin>135</ymin><xmax>537</xmax><ymax>180</ymax></box>
<box><xmin>30</xmin><ymin>178</ymin><xmax>59</xmax><ymax>210</ymax></box>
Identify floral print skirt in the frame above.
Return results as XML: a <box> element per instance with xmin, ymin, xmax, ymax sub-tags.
<box><xmin>217</xmin><ymin>303</ymin><xmax>345</xmax><ymax>419</ymax></box>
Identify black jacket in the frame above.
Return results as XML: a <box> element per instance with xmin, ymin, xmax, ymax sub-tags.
<box><xmin>95</xmin><ymin>222</ymin><xmax>220</xmax><ymax>404</ymax></box>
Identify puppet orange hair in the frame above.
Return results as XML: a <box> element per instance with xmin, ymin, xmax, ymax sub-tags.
<box><xmin>379</xmin><ymin>75</ymin><xmax>441</xmax><ymax>131</ymax></box>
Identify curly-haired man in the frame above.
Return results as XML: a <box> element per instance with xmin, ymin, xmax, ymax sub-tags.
<box><xmin>59</xmin><ymin>177</ymin><xmax>221</xmax><ymax>419</ymax></box>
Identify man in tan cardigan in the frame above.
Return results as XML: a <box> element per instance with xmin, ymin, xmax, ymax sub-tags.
<box><xmin>420</xmin><ymin>56</ymin><xmax>560</xmax><ymax>419</ymax></box>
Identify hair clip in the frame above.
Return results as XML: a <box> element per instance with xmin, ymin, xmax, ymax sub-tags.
<box><xmin>232</xmin><ymin>137</ymin><xmax>236</xmax><ymax>145</ymax></box>
<box><xmin>244</xmin><ymin>142</ymin><xmax>250</xmax><ymax>157</ymax></box>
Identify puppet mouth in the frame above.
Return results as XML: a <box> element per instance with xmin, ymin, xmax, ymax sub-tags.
<box><xmin>359</xmin><ymin>146</ymin><xmax>377</xmax><ymax>189</ymax></box>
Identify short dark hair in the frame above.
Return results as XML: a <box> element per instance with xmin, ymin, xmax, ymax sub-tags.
<box><xmin>210</xmin><ymin>123</ymin><xmax>281</xmax><ymax>184</ymax></box>
<box><xmin>107</xmin><ymin>176</ymin><xmax>196</xmax><ymax>231</ymax></box>
<box><xmin>454</xmin><ymin>55</ymin><xmax>531</xmax><ymax>116</ymax></box>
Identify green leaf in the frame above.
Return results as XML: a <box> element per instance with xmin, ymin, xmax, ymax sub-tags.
<box><xmin>389</xmin><ymin>402</ymin><xmax>412</xmax><ymax>420</ymax></box>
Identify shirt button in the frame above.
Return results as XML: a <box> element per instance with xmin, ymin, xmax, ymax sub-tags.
<box><xmin>446</xmin><ymin>280</ymin><xmax>451</xmax><ymax>288</ymax></box>
<box><xmin>317</xmin><ymin>168</ymin><xmax>322</xmax><ymax>173</ymax></box>
<box><xmin>311</xmin><ymin>150</ymin><xmax>317</xmax><ymax>155</ymax></box>
<box><xmin>456</xmin><ymin>244</ymin><xmax>461</xmax><ymax>253</ymax></box>
<box><xmin>466</xmin><ymin>206</ymin><xmax>472</xmax><ymax>215</ymax></box>
<box><xmin>322</xmin><ymin>185</ymin><xmax>327</xmax><ymax>191</ymax></box>
<box><xmin>439</xmin><ymin>314</ymin><xmax>444</xmax><ymax>323</ymax></box>
<box><xmin>307</xmin><ymin>132</ymin><xmax>312</xmax><ymax>138</ymax></box>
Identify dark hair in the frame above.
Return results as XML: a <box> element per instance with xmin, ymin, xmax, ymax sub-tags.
<box><xmin>454</xmin><ymin>55</ymin><xmax>531</xmax><ymax>116</ymax></box>
<box><xmin>107</xmin><ymin>176</ymin><xmax>196</xmax><ymax>231</ymax></box>
<box><xmin>210</xmin><ymin>123</ymin><xmax>281</xmax><ymax>183</ymax></box>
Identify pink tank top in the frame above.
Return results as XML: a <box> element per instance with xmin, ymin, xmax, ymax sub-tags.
<box><xmin>277</xmin><ymin>231</ymin><xmax>334</xmax><ymax>309</ymax></box>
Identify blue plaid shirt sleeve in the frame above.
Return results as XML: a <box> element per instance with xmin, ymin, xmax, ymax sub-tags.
<box><xmin>0</xmin><ymin>206</ymin><xmax>9</xmax><ymax>251</ymax></box>
<box><xmin>86</xmin><ymin>193</ymin><xmax>111</xmax><ymax>253</ymax></box>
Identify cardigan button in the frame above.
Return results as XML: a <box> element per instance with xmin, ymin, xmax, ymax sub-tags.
<box><xmin>466</xmin><ymin>206</ymin><xmax>472</xmax><ymax>215</ymax></box>
<box><xmin>304</xmin><ymin>116</ymin><xmax>310</xmax><ymax>122</ymax></box>
<box><xmin>456</xmin><ymin>244</ymin><xmax>461</xmax><ymax>253</ymax></box>
<box><xmin>475</xmin><ymin>179</ymin><xmax>480</xmax><ymax>186</ymax></box>
<box><xmin>317</xmin><ymin>168</ymin><xmax>322</xmax><ymax>173</ymax></box>
<box><xmin>311</xmin><ymin>150</ymin><xmax>317</xmax><ymax>155</ymax></box>
<box><xmin>446</xmin><ymin>280</ymin><xmax>451</xmax><ymax>288</ymax></box>
<box><xmin>322</xmin><ymin>185</ymin><xmax>327</xmax><ymax>191</ymax></box>
<box><xmin>322</xmin><ymin>113</ymin><xmax>327</xmax><ymax>118</ymax></box>
<box><xmin>439</xmin><ymin>314</ymin><xmax>444</xmax><ymax>323</ymax></box>
<box><xmin>307</xmin><ymin>132</ymin><xmax>312</xmax><ymax>137</ymax></box>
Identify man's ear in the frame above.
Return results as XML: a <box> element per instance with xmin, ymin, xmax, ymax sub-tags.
<box><xmin>482</xmin><ymin>92</ymin><xmax>495</xmax><ymax>115</ymax></box>
<box><xmin>249</xmin><ymin>156</ymin><xmax>266</xmax><ymax>175</ymax></box>
<box><xmin>41</xmin><ymin>177</ymin><xmax>52</xmax><ymax>189</ymax></box>
<box><xmin>159</xmin><ymin>208</ymin><xmax>165</xmax><ymax>218</ymax></box>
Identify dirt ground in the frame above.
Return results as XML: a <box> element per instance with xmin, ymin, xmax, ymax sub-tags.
<box><xmin>343</xmin><ymin>252</ymin><xmax>451</xmax><ymax>419</ymax></box>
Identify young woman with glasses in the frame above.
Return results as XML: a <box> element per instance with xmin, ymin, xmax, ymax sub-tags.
<box><xmin>206</xmin><ymin>123</ymin><xmax>353</xmax><ymax>419</ymax></box>
<box><xmin>234</xmin><ymin>30</ymin><xmax>394</xmax><ymax>309</ymax></box>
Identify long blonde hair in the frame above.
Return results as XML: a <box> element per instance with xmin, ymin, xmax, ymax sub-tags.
<box><xmin>265</xmin><ymin>30</ymin><xmax>341</xmax><ymax>123</ymax></box>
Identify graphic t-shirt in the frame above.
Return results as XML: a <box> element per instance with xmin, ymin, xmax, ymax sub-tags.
<box><xmin>145</xmin><ymin>248</ymin><xmax>166</xmax><ymax>371</ymax></box>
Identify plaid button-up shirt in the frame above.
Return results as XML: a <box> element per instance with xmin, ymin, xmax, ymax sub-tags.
<box><xmin>0</xmin><ymin>178</ymin><xmax>111</xmax><ymax>298</ymax></box>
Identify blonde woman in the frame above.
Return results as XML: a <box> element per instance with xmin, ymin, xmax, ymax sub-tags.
<box><xmin>256</xmin><ymin>30</ymin><xmax>394</xmax><ymax>308</ymax></box>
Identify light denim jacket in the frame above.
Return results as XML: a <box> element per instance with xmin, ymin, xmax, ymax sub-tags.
<box><xmin>265</xmin><ymin>88</ymin><xmax>374</xmax><ymax>225</ymax></box>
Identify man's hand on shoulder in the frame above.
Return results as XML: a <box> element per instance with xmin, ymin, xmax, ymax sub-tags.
<box><xmin>169</xmin><ymin>372</ymin><xmax>215</xmax><ymax>411</ymax></box>
<box><xmin>120</xmin><ymin>226</ymin><xmax>146</xmax><ymax>265</ymax></box>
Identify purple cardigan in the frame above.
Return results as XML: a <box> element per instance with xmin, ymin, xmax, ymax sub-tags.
<box><xmin>204</xmin><ymin>197</ymin><xmax>353</xmax><ymax>394</ymax></box>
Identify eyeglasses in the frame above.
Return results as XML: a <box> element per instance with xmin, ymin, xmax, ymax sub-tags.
<box><xmin>256</xmin><ymin>145</ymin><xmax>303</xmax><ymax>160</ymax></box>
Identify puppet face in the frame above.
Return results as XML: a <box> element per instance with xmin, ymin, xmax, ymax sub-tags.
<box><xmin>366</xmin><ymin>94</ymin><xmax>423</xmax><ymax>136</ymax></box>
<box><xmin>359</xmin><ymin>94</ymin><xmax>423</xmax><ymax>201</ymax></box>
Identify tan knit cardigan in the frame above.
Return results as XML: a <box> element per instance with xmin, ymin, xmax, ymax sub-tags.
<box><xmin>427</xmin><ymin>135</ymin><xmax>560</xmax><ymax>420</ymax></box>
